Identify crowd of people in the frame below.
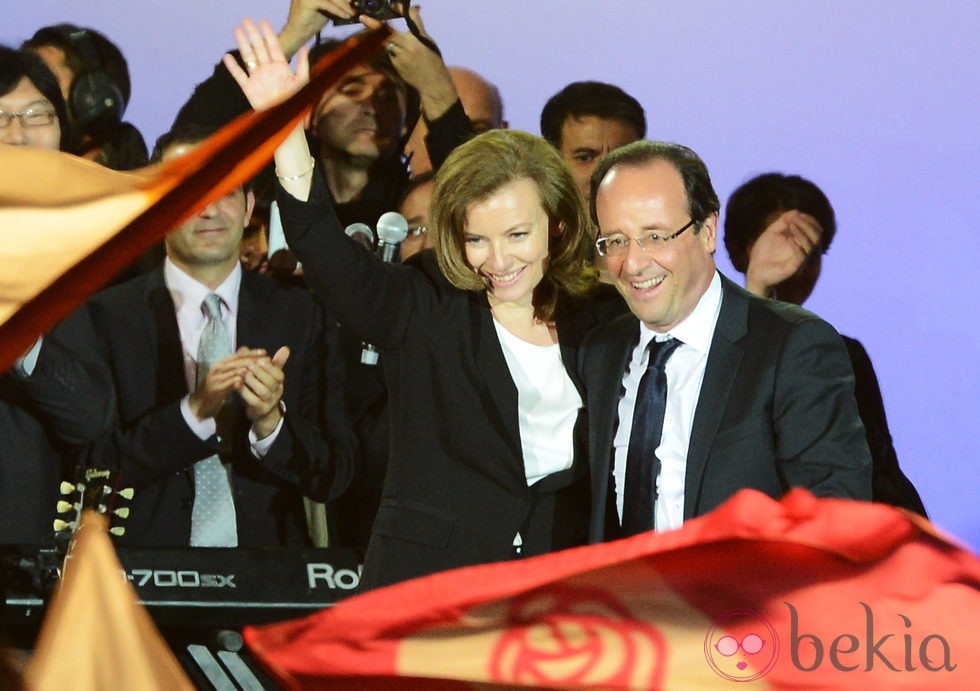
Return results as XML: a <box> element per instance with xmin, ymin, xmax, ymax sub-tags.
<box><xmin>1</xmin><ymin>0</ymin><xmax>924</xmax><ymax>595</ymax></box>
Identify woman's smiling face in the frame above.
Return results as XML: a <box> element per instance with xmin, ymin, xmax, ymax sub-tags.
<box><xmin>463</xmin><ymin>177</ymin><xmax>551</xmax><ymax>309</ymax></box>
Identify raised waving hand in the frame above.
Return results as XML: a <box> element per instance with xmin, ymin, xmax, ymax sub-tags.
<box><xmin>224</xmin><ymin>18</ymin><xmax>309</xmax><ymax>113</ymax></box>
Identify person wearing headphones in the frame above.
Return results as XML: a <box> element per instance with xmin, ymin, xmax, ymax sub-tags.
<box><xmin>23</xmin><ymin>23</ymin><xmax>148</xmax><ymax>170</ymax></box>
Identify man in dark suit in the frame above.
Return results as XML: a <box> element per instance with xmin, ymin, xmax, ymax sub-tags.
<box><xmin>580</xmin><ymin>141</ymin><xmax>872</xmax><ymax>543</ymax></box>
<box><xmin>72</xmin><ymin>125</ymin><xmax>355</xmax><ymax>547</ymax></box>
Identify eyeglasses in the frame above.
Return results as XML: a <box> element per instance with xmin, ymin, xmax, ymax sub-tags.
<box><xmin>595</xmin><ymin>219</ymin><xmax>697</xmax><ymax>257</ymax></box>
<box><xmin>0</xmin><ymin>109</ymin><xmax>57</xmax><ymax>129</ymax></box>
<box><xmin>407</xmin><ymin>226</ymin><xmax>428</xmax><ymax>238</ymax></box>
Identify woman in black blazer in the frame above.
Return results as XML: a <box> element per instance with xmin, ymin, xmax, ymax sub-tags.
<box><xmin>229</xmin><ymin>20</ymin><xmax>607</xmax><ymax>588</ymax></box>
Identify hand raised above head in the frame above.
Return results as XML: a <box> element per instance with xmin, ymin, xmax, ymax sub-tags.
<box><xmin>746</xmin><ymin>210</ymin><xmax>823</xmax><ymax>297</ymax></box>
<box><xmin>279</xmin><ymin>0</ymin><xmax>356</xmax><ymax>57</ymax></box>
<box><xmin>362</xmin><ymin>6</ymin><xmax>458</xmax><ymax>119</ymax></box>
<box><xmin>224</xmin><ymin>18</ymin><xmax>310</xmax><ymax>112</ymax></box>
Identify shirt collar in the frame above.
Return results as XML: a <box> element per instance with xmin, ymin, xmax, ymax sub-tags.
<box><xmin>637</xmin><ymin>271</ymin><xmax>722</xmax><ymax>354</ymax></box>
<box><xmin>163</xmin><ymin>258</ymin><xmax>242</xmax><ymax>324</ymax></box>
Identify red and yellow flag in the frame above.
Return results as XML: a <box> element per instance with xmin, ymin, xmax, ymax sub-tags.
<box><xmin>245</xmin><ymin>489</ymin><xmax>980</xmax><ymax>689</ymax></box>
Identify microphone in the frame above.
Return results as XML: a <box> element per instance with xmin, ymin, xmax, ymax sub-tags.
<box><xmin>375</xmin><ymin>211</ymin><xmax>409</xmax><ymax>262</ymax></box>
<box><xmin>359</xmin><ymin>212</ymin><xmax>409</xmax><ymax>365</ymax></box>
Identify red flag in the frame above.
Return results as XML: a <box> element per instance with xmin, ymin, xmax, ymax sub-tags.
<box><xmin>245</xmin><ymin>489</ymin><xmax>980</xmax><ymax>689</ymax></box>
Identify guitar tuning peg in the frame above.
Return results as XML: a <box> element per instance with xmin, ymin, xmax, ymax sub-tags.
<box><xmin>109</xmin><ymin>527</ymin><xmax>125</xmax><ymax>536</ymax></box>
<box><xmin>118</xmin><ymin>488</ymin><xmax>135</xmax><ymax>500</ymax></box>
<box><xmin>114</xmin><ymin>507</ymin><xmax>130</xmax><ymax>519</ymax></box>
<box><xmin>60</xmin><ymin>481</ymin><xmax>77</xmax><ymax>495</ymax></box>
<box><xmin>53</xmin><ymin>518</ymin><xmax>75</xmax><ymax>532</ymax></box>
<box><xmin>56</xmin><ymin>500</ymin><xmax>75</xmax><ymax>513</ymax></box>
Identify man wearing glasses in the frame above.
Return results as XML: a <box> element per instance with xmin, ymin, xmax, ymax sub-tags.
<box><xmin>580</xmin><ymin>141</ymin><xmax>872</xmax><ymax>543</ymax></box>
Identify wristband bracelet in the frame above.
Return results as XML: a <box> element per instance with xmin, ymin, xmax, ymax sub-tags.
<box><xmin>276</xmin><ymin>157</ymin><xmax>315</xmax><ymax>182</ymax></box>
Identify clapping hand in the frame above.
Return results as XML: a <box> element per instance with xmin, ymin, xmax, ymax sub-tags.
<box><xmin>240</xmin><ymin>346</ymin><xmax>291</xmax><ymax>440</ymax></box>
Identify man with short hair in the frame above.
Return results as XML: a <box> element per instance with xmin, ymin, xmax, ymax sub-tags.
<box><xmin>580</xmin><ymin>141</ymin><xmax>871</xmax><ymax>542</ymax></box>
<box><xmin>540</xmin><ymin>80</ymin><xmax>646</xmax><ymax>199</ymax></box>
<box><xmin>71</xmin><ymin>126</ymin><xmax>356</xmax><ymax>547</ymax></box>
<box><xmin>172</xmin><ymin>4</ymin><xmax>468</xmax><ymax>230</ymax></box>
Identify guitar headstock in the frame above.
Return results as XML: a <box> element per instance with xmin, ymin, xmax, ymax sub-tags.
<box><xmin>54</xmin><ymin>467</ymin><xmax>133</xmax><ymax>542</ymax></box>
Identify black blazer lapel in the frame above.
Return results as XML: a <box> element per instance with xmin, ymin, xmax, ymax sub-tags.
<box><xmin>468</xmin><ymin>295</ymin><xmax>523</xmax><ymax>465</ymax></box>
<box><xmin>683</xmin><ymin>275</ymin><xmax>747</xmax><ymax>519</ymax></box>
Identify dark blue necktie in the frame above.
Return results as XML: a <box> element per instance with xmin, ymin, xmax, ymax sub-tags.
<box><xmin>621</xmin><ymin>337</ymin><xmax>681</xmax><ymax>536</ymax></box>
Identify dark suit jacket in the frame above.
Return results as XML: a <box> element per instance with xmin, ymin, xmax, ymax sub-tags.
<box><xmin>74</xmin><ymin>268</ymin><xmax>355</xmax><ymax>547</ymax></box>
<box><xmin>0</xmin><ymin>316</ymin><xmax>115</xmax><ymax>545</ymax></box>
<box><xmin>842</xmin><ymin>336</ymin><xmax>926</xmax><ymax>516</ymax></box>
<box><xmin>277</xmin><ymin>173</ymin><xmax>607</xmax><ymax>589</ymax></box>
<box><xmin>580</xmin><ymin>274</ymin><xmax>873</xmax><ymax>543</ymax></box>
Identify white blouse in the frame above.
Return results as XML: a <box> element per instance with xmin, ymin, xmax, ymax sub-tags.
<box><xmin>493</xmin><ymin>320</ymin><xmax>582</xmax><ymax>486</ymax></box>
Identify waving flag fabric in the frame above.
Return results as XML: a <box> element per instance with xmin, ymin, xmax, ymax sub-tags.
<box><xmin>245</xmin><ymin>489</ymin><xmax>980</xmax><ymax>689</ymax></box>
<box><xmin>24</xmin><ymin>511</ymin><xmax>193</xmax><ymax>690</ymax></box>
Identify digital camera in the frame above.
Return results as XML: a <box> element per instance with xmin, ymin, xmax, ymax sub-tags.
<box><xmin>330</xmin><ymin>0</ymin><xmax>406</xmax><ymax>25</ymax></box>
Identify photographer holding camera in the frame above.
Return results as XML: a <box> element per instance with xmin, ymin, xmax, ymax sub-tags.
<box><xmin>173</xmin><ymin>0</ymin><xmax>471</xmax><ymax>229</ymax></box>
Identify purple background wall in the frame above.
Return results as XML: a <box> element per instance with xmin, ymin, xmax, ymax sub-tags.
<box><xmin>6</xmin><ymin>2</ymin><xmax>978</xmax><ymax>549</ymax></box>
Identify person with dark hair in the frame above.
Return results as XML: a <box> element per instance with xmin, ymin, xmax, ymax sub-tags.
<box><xmin>171</xmin><ymin>1</ymin><xmax>469</xmax><ymax>233</ymax></box>
<box><xmin>723</xmin><ymin>172</ymin><xmax>834</xmax><ymax>304</ymax></box>
<box><xmin>171</xmin><ymin>3</ymin><xmax>475</xmax><ymax>552</ymax></box>
<box><xmin>580</xmin><ymin>141</ymin><xmax>872</xmax><ymax>543</ymax></box>
<box><xmin>723</xmin><ymin>172</ymin><xmax>926</xmax><ymax>516</ymax></box>
<box><xmin>540</xmin><ymin>80</ymin><xmax>646</xmax><ymax>199</ymax></box>
<box><xmin>229</xmin><ymin>18</ymin><xmax>610</xmax><ymax>587</ymax></box>
<box><xmin>1</xmin><ymin>45</ymin><xmax>114</xmax><ymax>546</ymax></box>
<box><xmin>0</xmin><ymin>45</ymin><xmax>74</xmax><ymax>151</ymax></box>
<box><xmin>64</xmin><ymin>122</ymin><xmax>356</xmax><ymax>548</ymax></box>
<box><xmin>23</xmin><ymin>23</ymin><xmax>148</xmax><ymax>169</ymax></box>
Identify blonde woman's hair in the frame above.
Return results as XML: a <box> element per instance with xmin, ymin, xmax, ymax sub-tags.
<box><xmin>431</xmin><ymin>129</ymin><xmax>597</xmax><ymax>321</ymax></box>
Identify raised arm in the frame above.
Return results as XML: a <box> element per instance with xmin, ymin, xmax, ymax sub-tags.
<box><xmin>225</xmin><ymin>19</ymin><xmax>315</xmax><ymax>201</ymax></box>
<box><xmin>226</xmin><ymin>18</ymin><xmax>443</xmax><ymax>349</ymax></box>
<box><xmin>363</xmin><ymin>7</ymin><xmax>474</xmax><ymax>170</ymax></box>
<box><xmin>278</xmin><ymin>0</ymin><xmax>357</xmax><ymax>58</ymax></box>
